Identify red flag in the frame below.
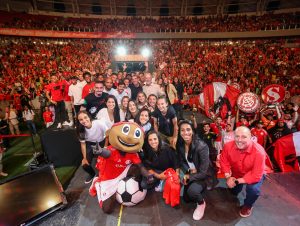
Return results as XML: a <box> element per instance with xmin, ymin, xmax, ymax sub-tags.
<box><xmin>202</xmin><ymin>82</ymin><xmax>240</xmax><ymax>118</ymax></box>
<box><xmin>272</xmin><ymin>132</ymin><xmax>300</xmax><ymax>172</ymax></box>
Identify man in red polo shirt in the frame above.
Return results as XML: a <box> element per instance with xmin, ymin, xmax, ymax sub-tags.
<box><xmin>220</xmin><ymin>126</ymin><xmax>266</xmax><ymax>218</ymax></box>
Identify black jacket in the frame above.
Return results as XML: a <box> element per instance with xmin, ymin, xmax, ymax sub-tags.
<box><xmin>177</xmin><ymin>137</ymin><xmax>215</xmax><ymax>183</ymax></box>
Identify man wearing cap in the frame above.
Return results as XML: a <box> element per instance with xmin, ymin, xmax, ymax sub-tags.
<box><xmin>220</xmin><ymin>126</ymin><xmax>266</xmax><ymax>218</ymax></box>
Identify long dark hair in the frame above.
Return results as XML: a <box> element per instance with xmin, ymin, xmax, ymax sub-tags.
<box><xmin>76</xmin><ymin>110</ymin><xmax>93</xmax><ymax>140</ymax></box>
<box><xmin>176</xmin><ymin>120</ymin><xmax>197</xmax><ymax>162</ymax></box>
<box><xmin>106</xmin><ymin>95</ymin><xmax>120</xmax><ymax>123</ymax></box>
<box><xmin>125</xmin><ymin>99</ymin><xmax>138</xmax><ymax>121</ymax></box>
<box><xmin>134</xmin><ymin>107</ymin><xmax>151</xmax><ymax>126</ymax></box>
<box><xmin>143</xmin><ymin>130</ymin><xmax>163</xmax><ymax>162</ymax></box>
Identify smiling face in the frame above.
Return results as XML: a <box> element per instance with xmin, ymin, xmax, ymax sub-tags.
<box><xmin>109</xmin><ymin>122</ymin><xmax>144</xmax><ymax>153</ymax></box>
<box><xmin>121</xmin><ymin>97</ymin><xmax>129</xmax><ymax>109</ymax></box>
<box><xmin>128</xmin><ymin>101</ymin><xmax>137</xmax><ymax>114</ymax></box>
<box><xmin>137</xmin><ymin>92</ymin><xmax>146</xmax><ymax>103</ymax></box>
<box><xmin>148</xmin><ymin>133</ymin><xmax>159</xmax><ymax>151</ymax></box>
<box><xmin>148</xmin><ymin>95</ymin><xmax>157</xmax><ymax>107</ymax></box>
<box><xmin>180</xmin><ymin>123</ymin><xmax>194</xmax><ymax>144</ymax></box>
<box><xmin>78</xmin><ymin>112</ymin><xmax>92</xmax><ymax>128</ymax></box>
<box><xmin>139</xmin><ymin>110</ymin><xmax>150</xmax><ymax>125</ymax></box>
<box><xmin>157</xmin><ymin>98</ymin><xmax>168</xmax><ymax>113</ymax></box>
<box><xmin>106</xmin><ymin>97</ymin><xmax>116</xmax><ymax>110</ymax></box>
<box><xmin>234</xmin><ymin>126</ymin><xmax>252</xmax><ymax>150</ymax></box>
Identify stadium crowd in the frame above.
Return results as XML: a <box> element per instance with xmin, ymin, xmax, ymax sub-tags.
<box><xmin>0</xmin><ymin>11</ymin><xmax>300</xmax><ymax>32</ymax></box>
<box><xmin>0</xmin><ymin>27</ymin><xmax>299</xmax><ymax>220</ymax></box>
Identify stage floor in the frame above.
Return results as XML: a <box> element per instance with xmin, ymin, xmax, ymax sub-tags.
<box><xmin>37</xmin><ymin>168</ymin><xmax>300</xmax><ymax>226</ymax></box>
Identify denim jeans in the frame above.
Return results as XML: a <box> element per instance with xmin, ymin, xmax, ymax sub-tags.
<box><xmin>231</xmin><ymin>175</ymin><xmax>265</xmax><ymax>207</ymax></box>
<box><xmin>26</xmin><ymin>120</ymin><xmax>37</xmax><ymax>135</ymax></box>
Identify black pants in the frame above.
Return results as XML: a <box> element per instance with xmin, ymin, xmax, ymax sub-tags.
<box><xmin>74</xmin><ymin>105</ymin><xmax>82</xmax><ymax>116</ymax></box>
<box><xmin>173</xmin><ymin>103</ymin><xmax>183</xmax><ymax>120</ymax></box>
<box><xmin>183</xmin><ymin>180</ymin><xmax>206</xmax><ymax>204</ymax></box>
<box><xmin>82</xmin><ymin>140</ymin><xmax>105</xmax><ymax>177</ymax></box>
<box><xmin>54</xmin><ymin>100</ymin><xmax>66</xmax><ymax>124</ymax></box>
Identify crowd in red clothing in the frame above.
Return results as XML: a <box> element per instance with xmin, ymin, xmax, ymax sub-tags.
<box><xmin>1</xmin><ymin>37</ymin><xmax>299</xmax><ymax>100</ymax></box>
<box><xmin>0</xmin><ymin>11</ymin><xmax>299</xmax><ymax>32</ymax></box>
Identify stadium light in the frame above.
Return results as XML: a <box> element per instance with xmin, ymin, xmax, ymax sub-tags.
<box><xmin>141</xmin><ymin>47</ymin><xmax>151</xmax><ymax>58</ymax></box>
<box><xmin>116</xmin><ymin>46</ymin><xmax>127</xmax><ymax>56</ymax></box>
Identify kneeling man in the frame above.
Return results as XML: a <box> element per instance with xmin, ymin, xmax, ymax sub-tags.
<box><xmin>220</xmin><ymin>126</ymin><xmax>266</xmax><ymax>218</ymax></box>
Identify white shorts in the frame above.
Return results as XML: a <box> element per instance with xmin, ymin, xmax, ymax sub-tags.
<box><xmin>94</xmin><ymin>164</ymin><xmax>131</xmax><ymax>202</ymax></box>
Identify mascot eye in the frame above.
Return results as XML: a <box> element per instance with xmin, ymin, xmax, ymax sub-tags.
<box><xmin>122</xmin><ymin>124</ymin><xmax>130</xmax><ymax>135</ymax></box>
<box><xmin>134</xmin><ymin>128</ymin><xmax>142</xmax><ymax>139</ymax></box>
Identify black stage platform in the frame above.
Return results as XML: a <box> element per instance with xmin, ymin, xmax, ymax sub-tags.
<box><xmin>37</xmin><ymin>167</ymin><xmax>300</xmax><ymax>226</ymax></box>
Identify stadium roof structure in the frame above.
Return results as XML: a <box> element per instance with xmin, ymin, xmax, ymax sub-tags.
<box><xmin>0</xmin><ymin>0</ymin><xmax>300</xmax><ymax>17</ymax></box>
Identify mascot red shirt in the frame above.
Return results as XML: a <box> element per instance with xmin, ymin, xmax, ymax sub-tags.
<box><xmin>96</xmin><ymin>146</ymin><xmax>141</xmax><ymax>181</ymax></box>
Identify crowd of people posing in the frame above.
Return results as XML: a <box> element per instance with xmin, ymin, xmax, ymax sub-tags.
<box><xmin>0</xmin><ymin>67</ymin><xmax>298</xmax><ymax>220</ymax></box>
<box><xmin>24</xmin><ymin>68</ymin><xmax>293</xmax><ymax>219</ymax></box>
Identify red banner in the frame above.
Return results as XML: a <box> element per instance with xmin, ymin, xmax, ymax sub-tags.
<box><xmin>0</xmin><ymin>28</ymin><xmax>136</xmax><ymax>39</ymax></box>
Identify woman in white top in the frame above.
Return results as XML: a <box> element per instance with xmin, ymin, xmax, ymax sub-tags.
<box><xmin>120</xmin><ymin>96</ymin><xmax>129</xmax><ymax>121</ymax></box>
<box><xmin>96</xmin><ymin>95</ymin><xmax>121</xmax><ymax>128</ymax></box>
<box><xmin>77</xmin><ymin>110</ymin><xmax>109</xmax><ymax>184</ymax></box>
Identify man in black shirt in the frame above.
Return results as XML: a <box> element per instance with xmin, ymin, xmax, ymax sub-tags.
<box><xmin>153</xmin><ymin>96</ymin><xmax>178</xmax><ymax>148</ymax></box>
<box><xmin>81</xmin><ymin>81</ymin><xmax>108</xmax><ymax>119</ymax></box>
<box><xmin>129</xmin><ymin>75</ymin><xmax>143</xmax><ymax>100</ymax></box>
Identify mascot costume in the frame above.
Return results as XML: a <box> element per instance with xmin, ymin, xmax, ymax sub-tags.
<box><xmin>89</xmin><ymin>121</ymin><xmax>153</xmax><ymax>213</ymax></box>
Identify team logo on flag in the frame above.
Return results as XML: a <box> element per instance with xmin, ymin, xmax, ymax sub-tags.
<box><xmin>262</xmin><ymin>84</ymin><xmax>285</xmax><ymax>104</ymax></box>
<box><xmin>237</xmin><ymin>92</ymin><xmax>260</xmax><ymax>113</ymax></box>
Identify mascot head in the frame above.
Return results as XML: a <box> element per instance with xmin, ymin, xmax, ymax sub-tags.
<box><xmin>108</xmin><ymin>122</ymin><xmax>144</xmax><ymax>153</ymax></box>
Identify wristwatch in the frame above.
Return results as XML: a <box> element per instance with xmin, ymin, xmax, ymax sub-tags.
<box><xmin>234</xmin><ymin>180</ymin><xmax>239</xmax><ymax>185</ymax></box>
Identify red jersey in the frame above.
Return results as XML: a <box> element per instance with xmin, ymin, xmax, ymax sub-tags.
<box><xmin>236</xmin><ymin>121</ymin><xmax>250</xmax><ymax>128</ymax></box>
<box><xmin>45</xmin><ymin>81</ymin><xmax>65</xmax><ymax>101</ymax></box>
<box><xmin>82</xmin><ymin>82</ymin><xmax>95</xmax><ymax>99</ymax></box>
<box><xmin>96</xmin><ymin>146</ymin><xmax>141</xmax><ymax>181</ymax></box>
<box><xmin>251</xmin><ymin>128</ymin><xmax>268</xmax><ymax>147</ymax></box>
<box><xmin>43</xmin><ymin>111</ymin><xmax>53</xmax><ymax>123</ymax></box>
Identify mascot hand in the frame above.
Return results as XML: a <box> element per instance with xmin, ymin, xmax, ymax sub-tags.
<box><xmin>146</xmin><ymin>174</ymin><xmax>155</xmax><ymax>184</ymax></box>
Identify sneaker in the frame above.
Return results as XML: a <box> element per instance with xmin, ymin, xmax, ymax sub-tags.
<box><xmin>0</xmin><ymin>172</ymin><xmax>8</xmax><ymax>177</ymax></box>
<box><xmin>57</xmin><ymin>123</ymin><xmax>62</xmax><ymax>129</ymax></box>
<box><xmin>239</xmin><ymin>205</ymin><xmax>253</xmax><ymax>218</ymax></box>
<box><xmin>85</xmin><ymin>174</ymin><xmax>95</xmax><ymax>184</ymax></box>
<box><xmin>155</xmin><ymin>180</ymin><xmax>163</xmax><ymax>192</ymax></box>
<box><xmin>193</xmin><ymin>200</ymin><xmax>206</xmax><ymax>220</ymax></box>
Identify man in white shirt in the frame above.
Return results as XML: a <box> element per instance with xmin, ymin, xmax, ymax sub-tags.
<box><xmin>104</xmin><ymin>77</ymin><xmax>118</xmax><ymax>97</ymax></box>
<box><xmin>68</xmin><ymin>76</ymin><xmax>84</xmax><ymax>115</ymax></box>
<box><xmin>114</xmin><ymin>80</ymin><xmax>129</xmax><ymax>106</ymax></box>
<box><xmin>143</xmin><ymin>72</ymin><xmax>162</xmax><ymax>98</ymax></box>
